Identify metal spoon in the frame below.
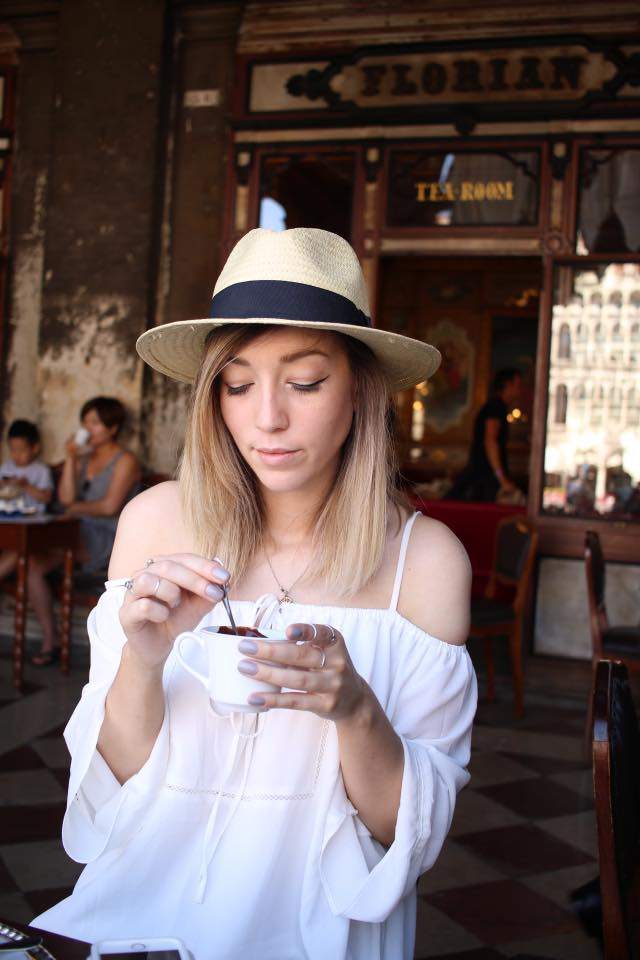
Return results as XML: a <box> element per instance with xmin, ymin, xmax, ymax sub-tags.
<box><xmin>220</xmin><ymin>582</ymin><xmax>239</xmax><ymax>635</ymax></box>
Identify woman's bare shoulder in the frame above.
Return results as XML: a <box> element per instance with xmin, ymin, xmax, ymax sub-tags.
<box><xmin>108</xmin><ymin>481</ymin><xmax>193</xmax><ymax>578</ymax></box>
<box><xmin>396</xmin><ymin>513</ymin><xmax>471</xmax><ymax>646</ymax></box>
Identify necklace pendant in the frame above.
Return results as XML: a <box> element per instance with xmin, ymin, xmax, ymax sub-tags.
<box><xmin>279</xmin><ymin>590</ymin><xmax>293</xmax><ymax>604</ymax></box>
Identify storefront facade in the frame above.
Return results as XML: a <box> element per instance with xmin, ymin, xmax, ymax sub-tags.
<box><xmin>223</xmin><ymin>23</ymin><xmax>640</xmax><ymax>656</ymax></box>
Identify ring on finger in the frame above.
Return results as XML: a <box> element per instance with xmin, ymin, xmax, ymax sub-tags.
<box><xmin>310</xmin><ymin>645</ymin><xmax>327</xmax><ymax>669</ymax></box>
<box><xmin>153</xmin><ymin>576</ymin><xmax>161</xmax><ymax>596</ymax></box>
<box><xmin>326</xmin><ymin>625</ymin><xmax>337</xmax><ymax>646</ymax></box>
<box><xmin>309</xmin><ymin>624</ymin><xmax>317</xmax><ymax>642</ymax></box>
<box><xmin>144</xmin><ymin>557</ymin><xmax>155</xmax><ymax>568</ymax></box>
<box><xmin>124</xmin><ymin>578</ymin><xmax>135</xmax><ymax>592</ymax></box>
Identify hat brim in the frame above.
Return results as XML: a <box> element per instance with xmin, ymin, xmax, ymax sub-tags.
<box><xmin>136</xmin><ymin>317</ymin><xmax>441</xmax><ymax>393</ymax></box>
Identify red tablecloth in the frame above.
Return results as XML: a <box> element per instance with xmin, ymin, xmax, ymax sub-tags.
<box><xmin>410</xmin><ymin>497</ymin><xmax>526</xmax><ymax>597</ymax></box>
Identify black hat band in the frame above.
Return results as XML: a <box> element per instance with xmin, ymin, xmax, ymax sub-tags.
<box><xmin>210</xmin><ymin>280</ymin><xmax>371</xmax><ymax>329</ymax></box>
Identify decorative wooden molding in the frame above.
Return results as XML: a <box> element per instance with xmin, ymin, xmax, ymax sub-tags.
<box><xmin>541</xmin><ymin>229</ymin><xmax>572</xmax><ymax>256</ymax></box>
<box><xmin>237</xmin><ymin>1</ymin><xmax>640</xmax><ymax>54</ymax></box>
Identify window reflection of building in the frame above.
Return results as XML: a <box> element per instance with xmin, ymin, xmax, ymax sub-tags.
<box><xmin>555</xmin><ymin>384</ymin><xmax>568</xmax><ymax>423</ymax></box>
<box><xmin>544</xmin><ymin>263</ymin><xmax>640</xmax><ymax>517</ymax></box>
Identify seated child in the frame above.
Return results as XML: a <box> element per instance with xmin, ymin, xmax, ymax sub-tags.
<box><xmin>0</xmin><ymin>420</ymin><xmax>53</xmax><ymax>580</ymax></box>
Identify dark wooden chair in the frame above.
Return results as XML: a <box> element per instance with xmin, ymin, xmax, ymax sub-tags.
<box><xmin>469</xmin><ymin>515</ymin><xmax>538</xmax><ymax>717</ymax></box>
<box><xmin>592</xmin><ymin>658</ymin><xmax>640</xmax><ymax>959</ymax></box>
<box><xmin>586</xmin><ymin>530</ymin><xmax>640</xmax><ymax>674</ymax></box>
<box><xmin>585</xmin><ymin>530</ymin><xmax>640</xmax><ymax>743</ymax></box>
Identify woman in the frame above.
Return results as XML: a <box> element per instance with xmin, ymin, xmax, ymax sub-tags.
<box><xmin>33</xmin><ymin>229</ymin><xmax>476</xmax><ymax>959</ymax></box>
<box><xmin>30</xmin><ymin>396</ymin><xmax>141</xmax><ymax>665</ymax></box>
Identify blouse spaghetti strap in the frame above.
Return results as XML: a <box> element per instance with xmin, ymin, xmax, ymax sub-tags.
<box><xmin>388</xmin><ymin>511</ymin><xmax>421</xmax><ymax>611</ymax></box>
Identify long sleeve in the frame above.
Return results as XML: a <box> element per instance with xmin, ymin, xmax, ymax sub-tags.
<box><xmin>319</xmin><ymin>636</ymin><xmax>477</xmax><ymax>923</ymax></box>
<box><xmin>62</xmin><ymin>581</ymin><xmax>170</xmax><ymax>863</ymax></box>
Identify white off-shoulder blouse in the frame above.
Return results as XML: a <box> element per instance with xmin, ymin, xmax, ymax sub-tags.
<box><xmin>32</xmin><ymin>513</ymin><xmax>477</xmax><ymax>960</ymax></box>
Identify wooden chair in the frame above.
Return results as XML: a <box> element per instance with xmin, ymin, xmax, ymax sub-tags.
<box><xmin>592</xmin><ymin>658</ymin><xmax>640</xmax><ymax>959</ymax></box>
<box><xmin>469</xmin><ymin>515</ymin><xmax>538</xmax><ymax>717</ymax></box>
<box><xmin>585</xmin><ymin>530</ymin><xmax>640</xmax><ymax>743</ymax></box>
<box><xmin>586</xmin><ymin>530</ymin><xmax>640</xmax><ymax>675</ymax></box>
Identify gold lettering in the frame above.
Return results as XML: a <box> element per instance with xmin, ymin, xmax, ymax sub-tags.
<box><xmin>415</xmin><ymin>179</ymin><xmax>515</xmax><ymax>203</ymax></box>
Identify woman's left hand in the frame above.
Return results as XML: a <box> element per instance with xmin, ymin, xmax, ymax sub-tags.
<box><xmin>237</xmin><ymin>623</ymin><xmax>369</xmax><ymax>721</ymax></box>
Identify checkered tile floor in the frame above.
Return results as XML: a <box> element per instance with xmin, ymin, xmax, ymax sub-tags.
<box><xmin>0</xmin><ymin>622</ymin><xmax>613</xmax><ymax>959</ymax></box>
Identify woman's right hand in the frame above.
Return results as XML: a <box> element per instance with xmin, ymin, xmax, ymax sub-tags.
<box><xmin>64</xmin><ymin>435</ymin><xmax>80</xmax><ymax>459</ymax></box>
<box><xmin>119</xmin><ymin>555</ymin><xmax>229</xmax><ymax>670</ymax></box>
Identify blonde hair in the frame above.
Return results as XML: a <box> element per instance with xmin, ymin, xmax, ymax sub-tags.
<box><xmin>179</xmin><ymin>324</ymin><xmax>404</xmax><ymax>596</ymax></box>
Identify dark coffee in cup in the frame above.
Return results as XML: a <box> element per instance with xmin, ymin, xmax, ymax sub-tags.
<box><xmin>218</xmin><ymin>626</ymin><xmax>265</xmax><ymax>638</ymax></box>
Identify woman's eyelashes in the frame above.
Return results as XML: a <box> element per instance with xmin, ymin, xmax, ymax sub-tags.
<box><xmin>224</xmin><ymin>376</ymin><xmax>329</xmax><ymax>396</ymax></box>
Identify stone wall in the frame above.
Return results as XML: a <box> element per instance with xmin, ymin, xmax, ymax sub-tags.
<box><xmin>1</xmin><ymin>0</ymin><xmax>241</xmax><ymax>473</ymax></box>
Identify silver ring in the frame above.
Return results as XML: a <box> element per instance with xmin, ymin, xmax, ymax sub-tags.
<box><xmin>144</xmin><ymin>558</ymin><xmax>155</xmax><ymax>568</ymax></box>
<box><xmin>309</xmin><ymin>624</ymin><xmax>317</xmax><ymax>641</ymax></box>
<box><xmin>326</xmin><ymin>625</ymin><xmax>337</xmax><ymax>646</ymax></box>
<box><xmin>153</xmin><ymin>576</ymin><xmax>161</xmax><ymax>596</ymax></box>
<box><xmin>124</xmin><ymin>578</ymin><xmax>134</xmax><ymax>592</ymax></box>
<box><xmin>311</xmin><ymin>645</ymin><xmax>326</xmax><ymax>669</ymax></box>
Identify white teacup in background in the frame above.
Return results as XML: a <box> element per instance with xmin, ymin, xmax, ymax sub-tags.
<box><xmin>176</xmin><ymin>626</ymin><xmax>285</xmax><ymax>713</ymax></box>
<box><xmin>74</xmin><ymin>426</ymin><xmax>91</xmax><ymax>448</ymax></box>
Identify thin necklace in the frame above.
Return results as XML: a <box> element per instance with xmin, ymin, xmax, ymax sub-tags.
<box><xmin>264</xmin><ymin>548</ymin><xmax>311</xmax><ymax>605</ymax></box>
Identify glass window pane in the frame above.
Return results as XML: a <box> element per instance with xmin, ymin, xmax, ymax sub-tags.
<box><xmin>258</xmin><ymin>152</ymin><xmax>354</xmax><ymax>240</ymax></box>
<box><xmin>543</xmin><ymin>262</ymin><xmax>640</xmax><ymax>519</ymax></box>
<box><xmin>386</xmin><ymin>149</ymin><xmax>540</xmax><ymax>228</ymax></box>
<box><xmin>577</xmin><ymin>148</ymin><xmax>640</xmax><ymax>254</ymax></box>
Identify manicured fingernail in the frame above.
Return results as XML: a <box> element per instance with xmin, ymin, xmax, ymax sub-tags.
<box><xmin>289</xmin><ymin>626</ymin><xmax>302</xmax><ymax>639</ymax></box>
<box><xmin>238</xmin><ymin>639</ymin><xmax>258</xmax><ymax>655</ymax></box>
<box><xmin>211</xmin><ymin>565</ymin><xmax>230</xmax><ymax>582</ymax></box>
<box><xmin>238</xmin><ymin>659</ymin><xmax>258</xmax><ymax>675</ymax></box>
<box><xmin>248</xmin><ymin>694</ymin><xmax>266</xmax><ymax>705</ymax></box>
<box><xmin>205</xmin><ymin>583</ymin><xmax>223</xmax><ymax>600</ymax></box>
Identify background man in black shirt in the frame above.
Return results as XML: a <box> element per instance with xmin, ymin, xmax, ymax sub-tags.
<box><xmin>448</xmin><ymin>368</ymin><xmax>523</xmax><ymax>502</ymax></box>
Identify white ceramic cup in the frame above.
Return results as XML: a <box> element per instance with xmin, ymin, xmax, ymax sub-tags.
<box><xmin>176</xmin><ymin>626</ymin><xmax>285</xmax><ymax>713</ymax></box>
<box><xmin>74</xmin><ymin>426</ymin><xmax>90</xmax><ymax>447</ymax></box>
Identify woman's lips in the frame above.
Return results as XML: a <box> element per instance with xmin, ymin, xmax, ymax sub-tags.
<box><xmin>254</xmin><ymin>448</ymin><xmax>301</xmax><ymax>465</ymax></box>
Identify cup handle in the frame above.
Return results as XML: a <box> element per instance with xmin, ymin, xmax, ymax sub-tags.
<box><xmin>176</xmin><ymin>631</ymin><xmax>209</xmax><ymax>687</ymax></box>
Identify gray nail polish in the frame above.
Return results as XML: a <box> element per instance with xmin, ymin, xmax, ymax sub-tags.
<box><xmin>205</xmin><ymin>583</ymin><xmax>223</xmax><ymax>601</ymax></box>
<box><xmin>289</xmin><ymin>626</ymin><xmax>302</xmax><ymax>639</ymax></box>
<box><xmin>248</xmin><ymin>694</ymin><xmax>266</xmax><ymax>706</ymax></box>
<box><xmin>211</xmin><ymin>565</ymin><xmax>230</xmax><ymax>582</ymax></box>
<box><xmin>238</xmin><ymin>660</ymin><xmax>258</xmax><ymax>675</ymax></box>
<box><xmin>238</xmin><ymin>639</ymin><xmax>258</xmax><ymax>655</ymax></box>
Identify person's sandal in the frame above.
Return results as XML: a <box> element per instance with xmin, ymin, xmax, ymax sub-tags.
<box><xmin>30</xmin><ymin>648</ymin><xmax>60</xmax><ymax>667</ymax></box>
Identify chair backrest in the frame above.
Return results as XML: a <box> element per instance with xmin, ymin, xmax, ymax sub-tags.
<box><xmin>586</xmin><ymin>529</ymin><xmax>606</xmax><ymax>610</ymax></box>
<box><xmin>585</xmin><ymin>530</ymin><xmax>608</xmax><ymax>658</ymax></box>
<box><xmin>491</xmin><ymin>516</ymin><xmax>538</xmax><ymax>612</ymax></box>
<box><xmin>592</xmin><ymin>658</ymin><xmax>640</xmax><ymax>959</ymax></box>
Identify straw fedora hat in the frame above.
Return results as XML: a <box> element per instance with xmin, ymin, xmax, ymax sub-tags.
<box><xmin>136</xmin><ymin>227</ymin><xmax>440</xmax><ymax>392</ymax></box>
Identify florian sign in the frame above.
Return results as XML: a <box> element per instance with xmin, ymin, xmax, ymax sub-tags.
<box><xmin>247</xmin><ymin>38</ymin><xmax>640</xmax><ymax>125</ymax></box>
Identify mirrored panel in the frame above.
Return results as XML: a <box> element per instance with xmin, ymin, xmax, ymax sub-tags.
<box><xmin>386</xmin><ymin>149</ymin><xmax>540</xmax><ymax>228</ymax></box>
<box><xmin>543</xmin><ymin>262</ymin><xmax>640</xmax><ymax>520</ymax></box>
<box><xmin>577</xmin><ymin>148</ymin><xmax>640</xmax><ymax>254</ymax></box>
